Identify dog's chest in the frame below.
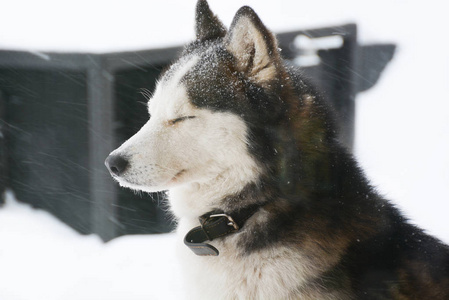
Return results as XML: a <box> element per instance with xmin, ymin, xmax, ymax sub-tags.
<box><xmin>176</xmin><ymin>219</ymin><xmax>313</xmax><ymax>299</ymax></box>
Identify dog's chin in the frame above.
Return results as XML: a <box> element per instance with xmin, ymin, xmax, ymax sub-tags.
<box><xmin>112</xmin><ymin>171</ymin><xmax>189</xmax><ymax>193</ymax></box>
<box><xmin>112</xmin><ymin>176</ymin><xmax>168</xmax><ymax>193</ymax></box>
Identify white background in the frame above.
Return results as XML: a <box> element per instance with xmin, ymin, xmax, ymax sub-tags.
<box><xmin>0</xmin><ymin>0</ymin><xmax>448</xmax><ymax>299</ymax></box>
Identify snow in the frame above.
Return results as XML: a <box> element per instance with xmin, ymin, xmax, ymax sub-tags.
<box><xmin>0</xmin><ymin>191</ymin><xmax>183</xmax><ymax>300</ymax></box>
<box><xmin>1</xmin><ymin>0</ymin><xmax>449</xmax><ymax>299</ymax></box>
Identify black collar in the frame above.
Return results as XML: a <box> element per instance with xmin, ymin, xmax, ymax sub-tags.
<box><xmin>184</xmin><ymin>203</ymin><xmax>262</xmax><ymax>256</ymax></box>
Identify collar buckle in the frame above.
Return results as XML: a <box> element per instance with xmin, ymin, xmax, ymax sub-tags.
<box><xmin>208</xmin><ymin>213</ymin><xmax>240</xmax><ymax>230</ymax></box>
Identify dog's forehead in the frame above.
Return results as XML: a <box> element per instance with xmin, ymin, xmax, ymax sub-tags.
<box><xmin>163</xmin><ymin>55</ymin><xmax>200</xmax><ymax>87</ymax></box>
<box><xmin>148</xmin><ymin>55</ymin><xmax>200</xmax><ymax>115</ymax></box>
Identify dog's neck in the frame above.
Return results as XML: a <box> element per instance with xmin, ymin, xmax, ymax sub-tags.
<box><xmin>168</xmin><ymin>165</ymin><xmax>262</xmax><ymax>220</ymax></box>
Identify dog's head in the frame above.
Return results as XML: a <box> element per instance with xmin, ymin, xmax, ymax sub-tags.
<box><xmin>105</xmin><ymin>1</ymin><xmax>292</xmax><ymax>197</ymax></box>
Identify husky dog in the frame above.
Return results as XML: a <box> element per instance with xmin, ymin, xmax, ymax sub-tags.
<box><xmin>105</xmin><ymin>1</ymin><xmax>449</xmax><ymax>298</ymax></box>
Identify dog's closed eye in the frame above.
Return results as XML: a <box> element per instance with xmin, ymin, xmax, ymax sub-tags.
<box><xmin>169</xmin><ymin>116</ymin><xmax>196</xmax><ymax>125</ymax></box>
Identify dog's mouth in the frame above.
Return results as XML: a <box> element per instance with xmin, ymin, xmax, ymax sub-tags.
<box><xmin>110</xmin><ymin>173</ymin><xmax>139</xmax><ymax>188</ymax></box>
<box><xmin>111</xmin><ymin>167</ymin><xmax>187</xmax><ymax>192</ymax></box>
<box><xmin>170</xmin><ymin>169</ymin><xmax>186</xmax><ymax>183</ymax></box>
<box><xmin>113</xmin><ymin>175</ymin><xmax>167</xmax><ymax>193</ymax></box>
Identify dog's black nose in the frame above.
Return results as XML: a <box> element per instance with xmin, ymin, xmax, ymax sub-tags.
<box><xmin>105</xmin><ymin>154</ymin><xmax>129</xmax><ymax>176</ymax></box>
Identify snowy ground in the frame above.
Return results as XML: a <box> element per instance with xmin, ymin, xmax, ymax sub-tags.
<box><xmin>0</xmin><ymin>192</ymin><xmax>183</xmax><ymax>300</ymax></box>
<box><xmin>1</xmin><ymin>0</ymin><xmax>448</xmax><ymax>299</ymax></box>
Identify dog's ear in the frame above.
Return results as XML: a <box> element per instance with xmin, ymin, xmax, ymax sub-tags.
<box><xmin>195</xmin><ymin>0</ymin><xmax>226</xmax><ymax>41</ymax></box>
<box><xmin>225</xmin><ymin>6</ymin><xmax>280</xmax><ymax>82</ymax></box>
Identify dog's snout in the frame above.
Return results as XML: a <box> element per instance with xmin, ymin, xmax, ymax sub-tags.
<box><xmin>105</xmin><ymin>154</ymin><xmax>129</xmax><ymax>176</ymax></box>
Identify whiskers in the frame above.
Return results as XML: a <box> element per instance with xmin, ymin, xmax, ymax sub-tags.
<box><xmin>139</xmin><ymin>88</ymin><xmax>153</xmax><ymax>101</ymax></box>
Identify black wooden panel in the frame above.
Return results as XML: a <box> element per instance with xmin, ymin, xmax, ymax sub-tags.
<box><xmin>0</xmin><ymin>69</ymin><xmax>91</xmax><ymax>233</ymax></box>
